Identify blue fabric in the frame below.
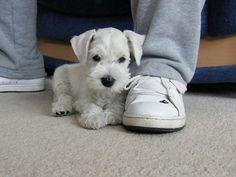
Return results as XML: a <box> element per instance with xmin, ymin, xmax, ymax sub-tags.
<box><xmin>38</xmin><ymin>0</ymin><xmax>131</xmax><ymax>16</ymax></box>
<box><xmin>208</xmin><ymin>0</ymin><xmax>236</xmax><ymax>36</ymax></box>
<box><xmin>37</xmin><ymin>4</ymin><xmax>207</xmax><ymax>41</ymax></box>
<box><xmin>191</xmin><ymin>65</ymin><xmax>236</xmax><ymax>84</ymax></box>
<box><xmin>37</xmin><ymin>0</ymin><xmax>236</xmax><ymax>40</ymax></box>
<box><xmin>37</xmin><ymin>5</ymin><xmax>133</xmax><ymax>42</ymax></box>
<box><xmin>201</xmin><ymin>2</ymin><xmax>208</xmax><ymax>37</ymax></box>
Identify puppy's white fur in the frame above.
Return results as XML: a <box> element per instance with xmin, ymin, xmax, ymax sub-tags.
<box><xmin>52</xmin><ymin>27</ymin><xmax>145</xmax><ymax>129</ymax></box>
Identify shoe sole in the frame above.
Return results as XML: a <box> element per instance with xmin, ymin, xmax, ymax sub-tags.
<box><xmin>0</xmin><ymin>78</ymin><xmax>45</xmax><ymax>92</ymax></box>
<box><xmin>124</xmin><ymin>125</ymin><xmax>185</xmax><ymax>133</ymax></box>
<box><xmin>123</xmin><ymin>115</ymin><xmax>186</xmax><ymax>133</ymax></box>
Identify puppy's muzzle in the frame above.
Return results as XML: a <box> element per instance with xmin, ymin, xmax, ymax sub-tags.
<box><xmin>101</xmin><ymin>75</ymin><xmax>115</xmax><ymax>87</ymax></box>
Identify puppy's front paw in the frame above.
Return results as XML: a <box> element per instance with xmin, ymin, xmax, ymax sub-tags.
<box><xmin>52</xmin><ymin>95</ymin><xmax>73</xmax><ymax>117</ymax></box>
<box><xmin>52</xmin><ymin>103</ymin><xmax>72</xmax><ymax>117</ymax></box>
<box><xmin>107</xmin><ymin>115</ymin><xmax>122</xmax><ymax>125</ymax></box>
<box><xmin>77</xmin><ymin>112</ymin><xmax>107</xmax><ymax>129</ymax></box>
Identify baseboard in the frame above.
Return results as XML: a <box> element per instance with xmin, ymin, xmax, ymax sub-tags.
<box><xmin>198</xmin><ymin>34</ymin><xmax>236</xmax><ymax>67</ymax></box>
<box><xmin>38</xmin><ymin>39</ymin><xmax>78</xmax><ymax>63</ymax></box>
<box><xmin>38</xmin><ymin>34</ymin><xmax>236</xmax><ymax>67</ymax></box>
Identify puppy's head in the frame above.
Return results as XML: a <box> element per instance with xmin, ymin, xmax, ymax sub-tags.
<box><xmin>71</xmin><ymin>27</ymin><xmax>145</xmax><ymax>93</ymax></box>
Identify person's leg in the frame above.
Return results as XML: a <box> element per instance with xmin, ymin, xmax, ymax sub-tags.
<box><xmin>130</xmin><ymin>0</ymin><xmax>206</xmax><ymax>85</ymax></box>
<box><xmin>0</xmin><ymin>0</ymin><xmax>45</xmax><ymax>91</ymax></box>
<box><xmin>123</xmin><ymin>0</ymin><xmax>206</xmax><ymax>132</ymax></box>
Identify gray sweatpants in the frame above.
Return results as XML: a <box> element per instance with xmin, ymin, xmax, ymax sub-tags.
<box><xmin>0</xmin><ymin>0</ymin><xmax>205</xmax><ymax>83</ymax></box>
<box><xmin>0</xmin><ymin>0</ymin><xmax>45</xmax><ymax>79</ymax></box>
<box><xmin>130</xmin><ymin>0</ymin><xmax>206</xmax><ymax>85</ymax></box>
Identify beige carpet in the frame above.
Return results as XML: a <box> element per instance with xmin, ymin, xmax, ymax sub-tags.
<box><xmin>0</xmin><ymin>80</ymin><xmax>236</xmax><ymax>177</ymax></box>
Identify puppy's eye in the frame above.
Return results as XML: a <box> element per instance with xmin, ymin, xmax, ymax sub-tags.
<box><xmin>118</xmin><ymin>57</ymin><xmax>126</xmax><ymax>63</ymax></box>
<box><xmin>93</xmin><ymin>55</ymin><xmax>101</xmax><ymax>62</ymax></box>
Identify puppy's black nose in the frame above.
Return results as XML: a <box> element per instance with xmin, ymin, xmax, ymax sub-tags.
<box><xmin>101</xmin><ymin>76</ymin><xmax>115</xmax><ymax>87</ymax></box>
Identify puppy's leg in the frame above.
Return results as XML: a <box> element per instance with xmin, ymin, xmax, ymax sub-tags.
<box><xmin>103</xmin><ymin>102</ymin><xmax>124</xmax><ymax>126</ymax></box>
<box><xmin>103</xmin><ymin>95</ymin><xmax>125</xmax><ymax>125</ymax></box>
<box><xmin>75</xmin><ymin>102</ymin><xmax>107</xmax><ymax>129</ymax></box>
<box><xmin>52</xmin><ymin>95</ymin><xmax>73</xmax><ymax>116</ymax></box>
<box><xmin>52</xmin><ymin>65</ymin><xmax>73</xmax><ymax>116</ymax></box>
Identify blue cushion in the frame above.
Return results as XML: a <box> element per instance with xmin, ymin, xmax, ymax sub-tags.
<box><xmin>37</xmin><ymin>5</ymin><xmax>133</xmax><ymax>42</ymax></box>
<box><xmin>37</xmin><ymin>4</ymin><xmax>208</xmax><ymax>41</ymax></box>
<box><xmin>37</xmin><ymin>0</ymin><xmax>236</xmax><ymax>39</ymax></box>
<box><xmin>201</xmin><ymin>2</ymin><xmax>208</xmax><ymax>37</ymax></box>
<box><xmin>192</xmin><ymin>65</ymin><xmax>236</xmax><ymax>84</ymax></box>
<box><xmin>208</xmin><ymin>0</ymin><xmax>236</xmax><ymax>36</ymax></box>
<box><xmin>38</xmin><ymin>0</ymin><xmax>131</xmax><ymax>16</ymax></box>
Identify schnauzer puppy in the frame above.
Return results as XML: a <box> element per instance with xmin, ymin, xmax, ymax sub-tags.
<box><xmin>52</xmin><ymin>27</ymin><xmax>145</xmax><ymax>129</ymax></box>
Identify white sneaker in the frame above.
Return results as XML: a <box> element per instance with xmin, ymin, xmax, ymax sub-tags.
<box><xmin>0</xmin><ymin>77</ymin><xmax>45</xmax><ymax>92</ymax></box>
<box><xmin>123</xmin><ymin>76</ymin><xmax>187</xmax><ymax>133</ymax></box>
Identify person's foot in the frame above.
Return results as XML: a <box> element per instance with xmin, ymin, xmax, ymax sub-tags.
<box><xmin>0</xmin><ymin>77</ymin><xmax>45</xmax><ymax>92</ymax></box>
<box><xmin>123</xmin><ymin>76</ymin><xmax>187</xmax><ymax>133</ymax></box>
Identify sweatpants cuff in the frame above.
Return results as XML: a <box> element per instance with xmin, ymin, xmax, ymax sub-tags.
<box><xmin>129</xmin><ymin>59</ymin><xmax>188</xmax><ymax>86</ymax></box>
<box><xmin>0</xmin><ymin>66</ymin><xmax>46</xmax><ymax>79</ymax></box>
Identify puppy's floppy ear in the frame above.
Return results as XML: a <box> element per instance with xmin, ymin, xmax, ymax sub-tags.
<box><xmin>70</xmin><ymin>29</ymin><xmax>96</xmax><ymax>64</ymax></box>
<box><xmin>123</xmin><ymin>30</ymin><xmax>145</xmax><ymax>66</ymax></box>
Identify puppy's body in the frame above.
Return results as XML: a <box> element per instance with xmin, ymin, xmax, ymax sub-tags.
<box><xmin>52</xmin><ymin>28</ymin><xmax>144</xmax><ymax>129</ymax></box>
<box><xmin>52</xmin><ymin>63</ymin><xmax>126</xmax><ymax>129</ymax></box>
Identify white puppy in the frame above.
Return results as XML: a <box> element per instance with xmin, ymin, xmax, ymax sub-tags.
<box><xmin>52</xmin><ymin>27</ymin><xmax>145</xmax><ymax>129</ymax></box>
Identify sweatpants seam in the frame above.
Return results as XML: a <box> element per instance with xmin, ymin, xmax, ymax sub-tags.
<box><xmin>11</xmin><ymin>0</ymin><xmax>16</xmax><ymax>57</ymax></box>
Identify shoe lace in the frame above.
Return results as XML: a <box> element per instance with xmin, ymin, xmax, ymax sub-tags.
<box><xmin>125</xmin><ymin>75</ymin><xmax>186</xmax><ymax>102</ymax></box>
<box><xmin>124</xmin><ymin>75</ymin><xmax>145</xmax><ymax>91</ymax></box>
<box><xmin>125</xmin><ymin>75</ymin><xmax>186</xmax><ymax>94</ymax></box>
